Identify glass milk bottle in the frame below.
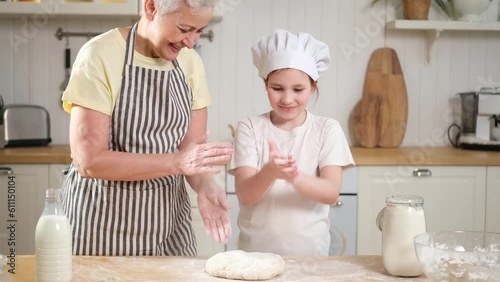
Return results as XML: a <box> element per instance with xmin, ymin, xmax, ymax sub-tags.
<box><xmin>35</xmin><ymin>189</ymin><xmax>72</xmax><ymax>282</ymax></box>
<box><xmin>0</xmin><ymin>254</ymin><xmax>12</xmax><ymax>282</ymax></box>
<box><xmin>376</xmin><ymin>195</ymin><xmax>426</xmax><ymax>277</ymax></box>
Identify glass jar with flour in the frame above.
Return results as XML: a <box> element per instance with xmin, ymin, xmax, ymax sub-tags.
<box><xmin>376</xmin><ymin>195</ymin><xmax>426</xmax><ymax>277</ymax></box>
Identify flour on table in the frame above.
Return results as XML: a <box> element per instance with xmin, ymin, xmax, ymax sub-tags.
<box><xmin>98</xmin><ymin>278</ymin><xmax>122</xmax><ymax>282</ymax></box>
<box><xmin>205</xmin><ymin>250</ymin><xmax>285</xmax><ymax>280</ymax></box>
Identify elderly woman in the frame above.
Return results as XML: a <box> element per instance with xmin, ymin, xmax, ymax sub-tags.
<box><xmin>61</xmin><ymin>0</ymin><xmax>232</xmax><ymax>256</ymax></box>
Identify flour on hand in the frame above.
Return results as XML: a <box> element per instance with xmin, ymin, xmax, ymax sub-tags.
<box><xmin>205</xmin><ymin>250</ymin><xmax>285</xmax><ymax>280</ymax></box>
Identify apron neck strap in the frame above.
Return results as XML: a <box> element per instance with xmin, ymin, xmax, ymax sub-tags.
<box><xmin>124</xmin><ymin>22</ymin><xmax>139</xmax><ymax>66</ymax></box>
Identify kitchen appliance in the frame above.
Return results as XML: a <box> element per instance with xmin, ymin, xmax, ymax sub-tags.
<box><xmin>225</xmin><ymin>167</ymin><xmax>358</xmax><ymax>256</ymax></box>
<box><xmin>3</xmin><ymin>104</ymin><xmax>51</xmax><ymax>147</ymax></box>
<box><xmin>448</xmin><ymin>87</ymin><xmax>500</xmax><ymax>151</ymax></box>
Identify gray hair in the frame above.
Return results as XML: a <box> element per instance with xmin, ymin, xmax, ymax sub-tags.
<box><xmin>155</xmin><ymin>0</ymin><xmax>220</xmax><ymax>15</ymax></box>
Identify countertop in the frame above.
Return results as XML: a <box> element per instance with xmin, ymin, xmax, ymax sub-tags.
<box><xmin>7</xmin><ymin>255</ymin><xmax>428</xmax><ymax>282</ymax></box>
<box><xmin>0</xmin><ymin>145</ymin><xmax>71</xmax><ymax>164</ymax></box>
<box><xmin>0</xmin><ymin>145</ymin><xmax>499</xmax><ymax>166</ymax></box>
<box><xmin>350</xmin><ymin>146</ymin><xmax>500</xmax><ymax>166</ymax></box>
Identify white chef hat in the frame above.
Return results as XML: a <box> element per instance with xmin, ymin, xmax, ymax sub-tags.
<box><xmin>251</xmin><ymin>29</ymin><xmax>331</xmax><ymax>81</ymax></box>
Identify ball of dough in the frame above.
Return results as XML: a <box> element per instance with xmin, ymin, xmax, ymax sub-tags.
<box><xmin>205</xmin><ymin>250</ymin><xmax>285</xmax><ymax>280</ymax></box>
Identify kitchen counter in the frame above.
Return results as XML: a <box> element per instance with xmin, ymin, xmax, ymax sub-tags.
<box><xmin>0</xmin><ymin>145</ymin><xmax>71</xmax><ymax>164</ymax></box>
<box><xmin>1</xmin><ymin>145</ymin><xmax>499</xmax><ymax>166</ymax></box>
<box><xmin>7</xmin><ymin>255</ymin><xmax>428</xmax><ymax>281</ymax></box>
<box><xmin>351</xmin><ymin>146</ymin><xmax>500</xmax><ymax>166</ymax></box>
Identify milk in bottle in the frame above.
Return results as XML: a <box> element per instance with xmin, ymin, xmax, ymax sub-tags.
<box><xmin>35</xmin><ymin>189</ymin><xmax>72</xmax><ymax>282</ymax></box>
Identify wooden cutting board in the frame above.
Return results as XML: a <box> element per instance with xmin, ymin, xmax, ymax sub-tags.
<box><xmin>353</xmin><ymin>48</ymin><xmax>408</xmax><ymax>148</ymax></box>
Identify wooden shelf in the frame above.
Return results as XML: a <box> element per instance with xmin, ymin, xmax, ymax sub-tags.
<box><xmin>387</xmin><ymin>20</ymin><xmax>500</xmax><ymax>31</ymax></box>
<box><xmin>0</xmin><ymin>0</ymin><xmax>223</xmax><ymax>21</ymax></box>
<box><xmin>0</xmin><ymin>0</ymin><xmax>138</xmax><ymax>17</ymax></box>
<box><xmin>387</xmin><ymin>20</ymin><xmax>500</xmax><ymax>63</ymax></box>
<box><xmin>0</xmin><ymin>0</ymin><xmax>51</xmax><ymax>15</ymax></box>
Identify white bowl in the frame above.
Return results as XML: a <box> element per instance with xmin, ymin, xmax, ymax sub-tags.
<box><xmin>414</xmin><ymin>231</ymin><xmax>500</xmax><ymax>281</ymax></box>
<box><xmin>454</xmin><ymin>0</ymin><xmax>491</xmax><ymax>21</ymax></box>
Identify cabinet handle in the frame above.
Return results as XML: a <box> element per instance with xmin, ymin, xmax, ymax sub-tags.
<box><xmin>0</xmin><ymin>167</ymin><xmax>13</xmax><ymax>175</ymax></box>
<box><xmin>331</xmin><ymin>201</ymin><xmax>343</xmax><ymax>207</ymax></box>
<box><xmin>413</xmin><ymin>169</ymin><xmax>432</xmax><ymax>177</ymax></box>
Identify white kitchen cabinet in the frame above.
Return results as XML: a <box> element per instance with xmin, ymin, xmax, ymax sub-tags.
<box><xmin>56</xmin><ymin>0</ymin><xmax>138</xmax><ymax>16</ymax></box>
<box><xmin>137</xmin><ymin>0</ymin><xmax>223</xmax><ymax>21</ymax></box>
<box><xmin>1</xmin><ymin>0</ymin><xmax>224</xmax><ymax>19</ymax></box>
<box><xmin>486</xmin><ymin>166</ymin><xmax>500</xmax><ymax>233</ymax></box>
<box><xmin>0</xmin><ymin>0</ymin><xmax>139</xmax><ymax>17</ymax></box>
<box><xmin>0</xmin><ymin>0</ymin><xmax>51</xmax><ymax>15</ymax></box>
<box><xmin>0</xmin><ymin>165</ymin><xmax>49</xmax><ymax>255</ymax></box>
<box><xmin>357</xmin><ymin>166</ymin><xmax>486</xmax><ymax>255</ymax></box>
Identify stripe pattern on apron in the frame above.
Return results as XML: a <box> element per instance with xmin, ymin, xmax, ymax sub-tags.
<box><xmin>62</xmin><ymin>23</ymin><xmax>197</xmax><ymax>256</ymax></box>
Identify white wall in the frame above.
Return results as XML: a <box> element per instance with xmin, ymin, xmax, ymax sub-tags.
<box><xmin>1</xmin><ymin>0</ymin><xmax>500</xmax><ymax>147</ymax></box>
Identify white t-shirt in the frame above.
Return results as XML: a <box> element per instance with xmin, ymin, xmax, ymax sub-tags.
<box><xmin>229</xmin><ymin>111</ymin><xmax>355</xmax><ymax>256</ymax></box>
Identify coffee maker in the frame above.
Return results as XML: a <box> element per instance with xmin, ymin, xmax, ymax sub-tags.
<box><xmin>449</xmin><ymin>87</ymin><xmax>500</xmax><ymax>151</ymax></box>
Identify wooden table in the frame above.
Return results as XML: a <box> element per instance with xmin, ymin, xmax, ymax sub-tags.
<box><xmin>6</xmin><ymin>255</ymin><xmax>429</xmax><ymax>281</ymax></box>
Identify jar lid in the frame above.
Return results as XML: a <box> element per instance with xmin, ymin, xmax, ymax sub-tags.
<box><xmin>386</xmin><ymin>194</ymin><xmax>424</xmax><ymax>205</ymax></box>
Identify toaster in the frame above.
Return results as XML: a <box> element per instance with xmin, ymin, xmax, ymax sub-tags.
<box><xmin>3</xmin><ymin>104</ymin><xmax>52</xmax><ymax>147</ymax></box>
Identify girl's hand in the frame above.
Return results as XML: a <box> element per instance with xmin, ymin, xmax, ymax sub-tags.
<box><xmin>265</xmin><ymin>139</ymin><xmax>298</xmax><ymax>182</ymax></box>
<box><xmin>176</xmin><ymin>134</ymin><xmax>233</xmax><ymax>175</ymax></box>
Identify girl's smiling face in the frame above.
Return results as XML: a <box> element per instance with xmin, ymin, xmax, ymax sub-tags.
<box><xmin>265</xmin><ymin>68</ymin><xmax>316</xmax><ymax>129</ymax></box>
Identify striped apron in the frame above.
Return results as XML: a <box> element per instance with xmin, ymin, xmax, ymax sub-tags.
<box><xmin>62</xmin><ymin>23</ymin><xmax>197</xmax><ymax>256</ymax></box>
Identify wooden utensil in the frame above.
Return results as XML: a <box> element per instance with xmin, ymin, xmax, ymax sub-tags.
<box><xmin>353</xmin><ymin>48</ymin><xmax>408</xmax><ymax>148</ymax></box>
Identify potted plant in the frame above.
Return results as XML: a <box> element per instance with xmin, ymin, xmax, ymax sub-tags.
<box><xmin>371</xmin><ymin>0</ymin><xmax>432</xmax><ymax>20</ymax></box>
<box><xmin>433</xmin><ymin>0</ymin><xmax>455</xmax><ymax>19</ymax></box>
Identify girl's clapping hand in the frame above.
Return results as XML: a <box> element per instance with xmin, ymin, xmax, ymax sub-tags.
<box><xmin>266</xmin><ymin>139</ymin><xmax>298</xmax><ymax>182</ymax></box>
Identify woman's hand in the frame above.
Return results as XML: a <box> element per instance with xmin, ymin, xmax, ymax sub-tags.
<box><xmin>176</xmin><ymin>134</ymin><xmax>233</xmax><ymax>175</ymax></box>
<box><xmin>264</xmin><ymin>139</ymin><xmax>298</xmax><ymax>182</ymax></box>
<box><xmin>196</xmin><ymin>183</ymin><xmax>233</xmax><ymax>243</ymax></box>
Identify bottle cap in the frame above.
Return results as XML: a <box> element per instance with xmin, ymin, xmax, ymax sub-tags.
<box><xmin>46</xmin><ymin>188</ymin><xmax>62</xmax><ymax>198</ymax></box>
<box><xmin>0</xmin><ymin>254</ymin><xmax>6</xmax><ymax>267</ymax></box>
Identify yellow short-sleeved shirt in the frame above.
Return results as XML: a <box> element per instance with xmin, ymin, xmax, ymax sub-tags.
<box><xmin>62</xmin><ymin>28</ymin><xmax>212</xmax><ymax>115</ymax></box>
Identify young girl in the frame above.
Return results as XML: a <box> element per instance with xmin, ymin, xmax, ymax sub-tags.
<box><xmin>229</xmin><ymin>30</ymin><xmax>355</xmax><ymax>256</ymax></box>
